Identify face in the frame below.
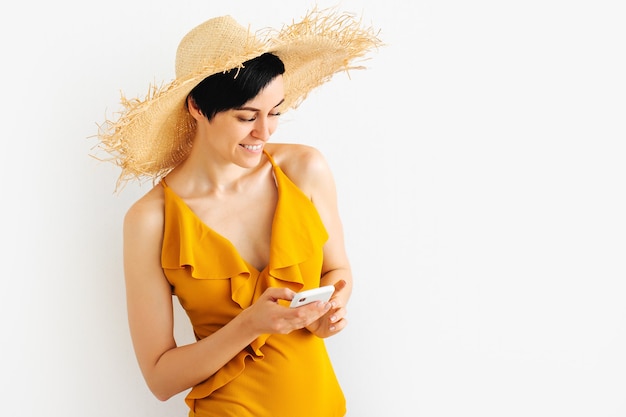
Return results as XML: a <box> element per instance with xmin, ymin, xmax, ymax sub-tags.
<box><xmin>197</xmin><ymin>75</ymin><xmax>285</xmax><ymax>168</ymax></box>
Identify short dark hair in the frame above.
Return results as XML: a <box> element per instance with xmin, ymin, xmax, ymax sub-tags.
<box><xmin>188</xmin><ymin>52</ymin><xmax>285</xmax><ymax>121</ymax></box>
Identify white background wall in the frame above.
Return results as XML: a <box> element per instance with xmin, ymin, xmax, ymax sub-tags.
<box><xmin>1</xmin><ymin>0</ymin><xmax>625</xmax><ymax>416</ymax></box>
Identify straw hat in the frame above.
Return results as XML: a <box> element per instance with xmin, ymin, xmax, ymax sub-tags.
<box><xmin>95</xmin><ymin>8</ymin><xmax>381</xmax><ymax>189</ymax></box>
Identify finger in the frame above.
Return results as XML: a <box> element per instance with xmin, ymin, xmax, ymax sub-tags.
<box><xmin>265</xmin><ymin>286</ymin><xmax>296</xmax><ymax>303</ymax></box>
<box><xmin>329</xmin><ymin>317</ymin><xmax>348</xmax><ymax>333</ymax></box>
<box><xmin>333</xmin><ymin>279</ymin><xmax>347</xmax><ymax>293</ymax></box>
<box><xmin>328</xmin><ymin>306</ymin><xmax>346</xmax><ymax>324</ymax></box>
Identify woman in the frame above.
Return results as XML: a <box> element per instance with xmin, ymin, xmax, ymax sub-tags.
<box><xmin>97</xmin><ymin>9</ymin><xmax>380</xmax><ymax>417</ymax></box>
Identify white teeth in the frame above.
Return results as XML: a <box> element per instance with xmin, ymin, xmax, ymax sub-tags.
<box><xmin>242</xmin><ymin>144</ymin><xmax>262</xmax><ymax>151</ymax></box>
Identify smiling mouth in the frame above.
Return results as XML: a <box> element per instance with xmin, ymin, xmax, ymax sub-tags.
<box><xmin>241</xmin><ymin>144</ymin><xmax>262</xmax><ymax>151</ymax></box>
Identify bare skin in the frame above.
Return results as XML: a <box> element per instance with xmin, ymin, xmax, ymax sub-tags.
<box><xmin>123</xmin><ymin>75</ymin><xmax>353</xmax><ymax>401</ymax></box>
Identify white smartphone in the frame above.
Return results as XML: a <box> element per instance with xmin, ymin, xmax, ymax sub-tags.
<box><xmin>289</xmin><ymin>285</ymin><xmax>335</xmax><ymax>308</ymax></box>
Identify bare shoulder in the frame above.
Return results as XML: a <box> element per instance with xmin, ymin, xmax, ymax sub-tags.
<box><xmin>265</xmin><ymin>143</ymin><xmax>332</xmax><ymax>195</ymax></box>
<box><xmin>123</xmin><ymin>184</ymin><xmax>165</xmax><ymax>236</ymax></box>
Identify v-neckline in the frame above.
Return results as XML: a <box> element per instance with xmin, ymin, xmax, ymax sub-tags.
<box><xmin>161</xmin><ymin>150</ymin><xmax>278</xmax><ymax>273</ymax></box>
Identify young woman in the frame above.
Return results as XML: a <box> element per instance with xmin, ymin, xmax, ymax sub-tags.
<box><xmin>97</xmin><ymin>10</ymin><xmax>380</xmax><ymax>417</ymax></box>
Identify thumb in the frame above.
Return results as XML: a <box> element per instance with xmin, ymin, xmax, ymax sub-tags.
<box><xmin>333</xmin><ymin>279</ymin><xmax>347</xmax><ymax>293</ymax></box>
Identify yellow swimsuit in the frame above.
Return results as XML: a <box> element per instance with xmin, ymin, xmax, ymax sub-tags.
<box><xmin>161</xmin><ymin>151</ymin><xmax>346</xmax><ymax>417</ymax></box>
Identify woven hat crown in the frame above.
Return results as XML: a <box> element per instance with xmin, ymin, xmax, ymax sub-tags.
<box><xmin>175</xmin><ymin>16</ymin><xmax>265</xmax><ymax>79</ymax></box>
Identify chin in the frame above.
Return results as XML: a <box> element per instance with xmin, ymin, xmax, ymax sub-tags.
<box><xmin>236</xmin><ymin>153</ymin><xmax>264</xmax><ymax>168</ymax></box>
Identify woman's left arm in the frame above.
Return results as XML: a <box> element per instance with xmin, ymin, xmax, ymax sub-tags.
<box><xmin>293</xmin><ymin>146</ymin><xmax>353</xmax><ymax>337</ymax></box>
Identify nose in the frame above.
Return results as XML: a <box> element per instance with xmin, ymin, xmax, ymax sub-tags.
<box><xmin>251</xmin><ymin>116</ymin><xmax>275</xmax><ymax>141</ymax></box>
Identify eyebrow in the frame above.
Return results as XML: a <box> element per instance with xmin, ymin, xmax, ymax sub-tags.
<box><xmin>236</xmin><ymin>98</ymin><xmax>285</xmax><ymax>112</ymax></box>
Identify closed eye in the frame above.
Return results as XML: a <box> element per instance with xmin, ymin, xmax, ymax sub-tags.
<box><xmin>235</xmin><ymin>98</ymin><xmax>284</xmax><ymax>121</ymax></box>
<box><xmin>238</xmin><ymin>112</ymin><xmax>281</xmax><ymax>122</ymax></box>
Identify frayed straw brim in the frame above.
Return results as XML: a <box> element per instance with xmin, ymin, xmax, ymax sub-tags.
<box><xmin>94</xmin><ymin>7</ymin><xmax>382</xmax><ymax>190</ymax></box>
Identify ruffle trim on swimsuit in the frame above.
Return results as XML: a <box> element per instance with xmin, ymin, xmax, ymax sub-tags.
<box><xmin>159</xmin><ymin>153</ymin><xmax>329</xmax><ymax>408</ymax></box>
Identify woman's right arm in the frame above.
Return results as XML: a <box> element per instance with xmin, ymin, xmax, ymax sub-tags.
<box><xmin>122</xmin><ymin>191</ymin><xmax>331</xmax><ymax>401</ymax></box>
<box><xmin>123</xmin><ymin>194</ymin><xmax>260</xmax><ymax>401</ymax></box>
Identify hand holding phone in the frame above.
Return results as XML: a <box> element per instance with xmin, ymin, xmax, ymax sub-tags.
<box><xmin>289</xmin><ymin>285</ymin><xmax>335</xmax><ymax>308</ymax></box>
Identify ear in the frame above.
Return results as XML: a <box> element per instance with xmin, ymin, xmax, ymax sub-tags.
<box><xmin>187</xmin><ymin>95</ymin><xmax>204</xmax><ymax>120</ymax></box>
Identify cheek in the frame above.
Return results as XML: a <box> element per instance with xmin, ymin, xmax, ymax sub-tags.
<box><xmin>268</xmin><ymin>118</ymin><xmax>280</xmax><ymax>135</ymax></box>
